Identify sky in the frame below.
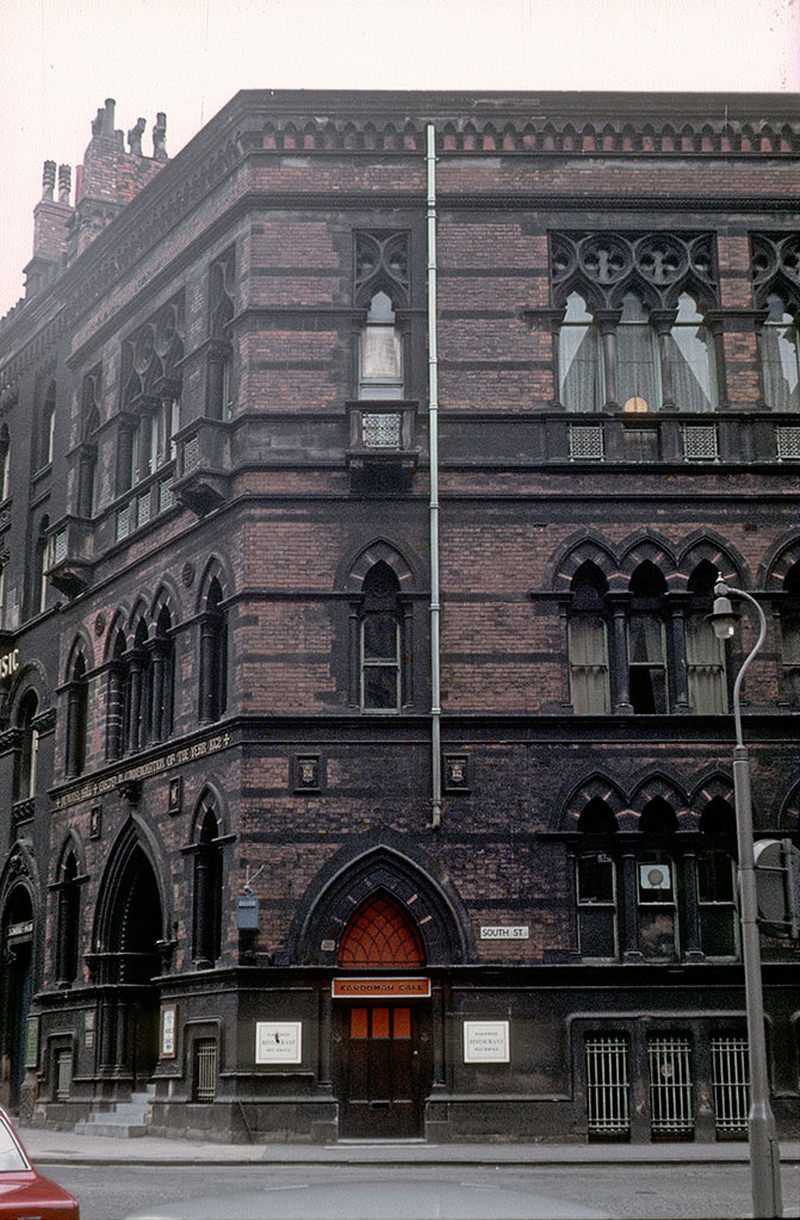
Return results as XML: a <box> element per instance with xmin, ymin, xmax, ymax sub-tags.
<box><xmin>1</xmin><ymin>0</ymin><xmax>799</xmax><ymax>313</ymax></box>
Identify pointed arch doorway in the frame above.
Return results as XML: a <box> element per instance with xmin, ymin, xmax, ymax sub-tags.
<box><xmin>332</xmin><ymin>892</ymin><xmax>432</xmax><ymax>1140</ymax></box>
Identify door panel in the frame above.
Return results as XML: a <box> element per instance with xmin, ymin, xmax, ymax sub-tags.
<box><xmin>336</xmin><ymin>1002</ymin><xmax>430</xmax><ymax>1139</ymax></box>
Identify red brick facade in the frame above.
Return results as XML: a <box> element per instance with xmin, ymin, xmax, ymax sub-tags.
<box><xmin>0</xmin><ymin>90</ymin><xmax>797</xmax><ymax>1144</ymax></box>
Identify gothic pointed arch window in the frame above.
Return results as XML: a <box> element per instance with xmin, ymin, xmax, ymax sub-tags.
<box><xmin>575</xmin><ymin>799</ymin><xmax>618</xmax><ymax>959</ymax></box>
<box><xmin>15</xmin><ymin>690</ymin><xmax>39</xmax><ymax>803</ymax></box>
<box><xmin>65</xmin><ymin>650</ymin><xmax>89</xmax><ymax>778</ymax></box>
<box><xmin>32</xmin><ymin>514</ymin><xmax>50</xmax><ymax>617</ymax></box>
<box><xmin>559</xmin><ymin>293</ymin><xmax>603</xmax><ymax>412</ymax></box>
<box><xmin>628</xmin><ymin>562</ymin><xmax>669</xmax><ymax>714</ymax></box>
<box><xmin>199</xmin><ymin>577</ymin><xmax>227</xmax><ymax>723</ymax></box>
<box><xmin>192</xmin><ymin>802</ymin><xmax>223</xmax><ymax>968</ymax></box>
<box><xmin>0</xmin><ymin>423</ymin><xmax>10</xmax><ymax>501</ymax></box>
<box><xmin>568</xmin><ymin>561</ymin><xmax>610</xmax><ymax>713</ymax></box>
<box><xmin>637</xmin><ymin>799</ymin><xmax>678</xmax><ymax>961</ymax></box>
<box><xmin>780</xmin><ymin>561</ymin><xmax>800</xmax><ymax>708</ymax></box>
<box><xmin>685</xmin><ymin>560</ymin><xmax>727</xmax><ymax>714</ymax></box>
<box><xmin>150</xmin><ymin>604</ymin><xmax>174</xmax><ymax>743</ymax></box>
<box><xmin>338</xmin><ymin>893</ymin><xmax>424</xmax><ymax>967</ymax></box>
<box><xmin>670</xmin><ymin>293</ymin><xmax>717</xmax><ymax>412</ymax></box>
<box><xmin>38</xmin><ymin>379</ymin><xmax>56</xmax><ymax>470</ymax></box>
<box><xmin>207</xmin><ymin>246</ymin><xmax>236</xmax><ymax>420</ymax></box>
<box><xmin>55</xmin><ymin>849</ymin><xmax>81</xmax><ymax>985</ymax></box>
<box><xmin>360</xmin><ymin>561</ymin><xmax>403</xmax><ymax>712</ymax></box>
<box><xmin>78</xmin><ymin>367</ymin><xmax>101</xmax><ymax>518</ymax></box>
<box><xmin>125</xmin><ymin>618</ymin><xmax>151</xmax><ymax>752</ymax></box>
<box><xmin>359</xmin><ymin>290</ymin><xmax>404</xmax><ymax>400</ymax></box>
<box><xmin>697</xmin><ymin>799</ymin><xmax>738</xmax><ymax>959</ymax></box>
<box><xmin>106</xmin><ymin>628</ymin><xmax>127</xmax><ymax>760</ymax></box>
<box><xmin>761</xmin><ymin>293</ymin><xmax>799</xmax><ymax>412</ymax></box>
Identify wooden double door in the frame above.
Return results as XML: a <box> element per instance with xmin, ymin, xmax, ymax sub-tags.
<box><xmin>335</xmin><ymin>1001</ymin><xmax>431</xmax><ymax>1139</ymax></box>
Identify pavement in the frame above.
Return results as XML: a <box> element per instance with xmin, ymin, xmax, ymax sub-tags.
<box><xmin>15</xmin><ymin>1124</ymin><xmax>800</xmax><ymax>1168</ymax></box>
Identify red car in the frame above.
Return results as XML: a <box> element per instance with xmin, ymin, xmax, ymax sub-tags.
<box><xmin>0</xmin><ymin>1108</ymin><xmax>79</xmax><ymax>1217</ymax></box>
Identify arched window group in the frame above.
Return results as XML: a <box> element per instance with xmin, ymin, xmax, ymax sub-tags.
<box><xmin>106</xmin><ymin>607</ymin><xmax>174</xmax><ymax>758</ymax></box>
<box><xmin>567</xmin><ymin>554</ymin><xmax>728</xmax><ymax>716</ymax></box>
<box><xmin>574</xmin><ymin>794</ymin><xmax>738</xmax><ymax>963</ymax></box>
<box><xmin>102</xmin><ymin>570</ymin><xmax>229</xmax><ymax>761</ymax></box>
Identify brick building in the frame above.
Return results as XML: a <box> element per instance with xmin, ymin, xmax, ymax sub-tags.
<box><xmin>0</xmin><ymin>89</ymin><xmax>798</xmax><ymax>1145</ymax></box>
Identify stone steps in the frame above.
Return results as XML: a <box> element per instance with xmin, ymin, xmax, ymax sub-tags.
<box><xmin>73</xmin><ymin>1087</ymin><xmax>154</xmax><ymax>1138</ymax></box>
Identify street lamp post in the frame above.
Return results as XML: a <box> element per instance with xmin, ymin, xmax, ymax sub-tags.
<box><xmin>709</xmin><ymin>574</ymin><xmax>783</xmax><ymax>1219</ymax></box>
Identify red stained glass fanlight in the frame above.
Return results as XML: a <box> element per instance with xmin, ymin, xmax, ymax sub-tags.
<box><xmin>338</xmin><ymin>892</ymin><xmax>425</xmax><ymax>967</ymax></box>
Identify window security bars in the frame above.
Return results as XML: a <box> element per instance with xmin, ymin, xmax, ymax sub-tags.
<box><xmin>585</xmin><ymin>1034</ymin><xmax>630</xmax><ymax>1137</ymax></box>
<box><xmin>362</xmin><ymin>412</ymin><xmax>402</xmax><ymax>448</ymax></box>
<box><xmin>776</xmin><ymin>424</ymin><xmax>800</xmax><ymax>460</ymax></box>
<box><xmin>682</xmin><ymin>423</ymin><xmax>718</xmax><ymax>460</ymax></box>
<box><xmin>711</xmin><ymin>1036</ymin><xmax>749</xmax><ymax>1136</ymax></box>
<box><xmin>55</xmin><ymin>1048</ymin><xmax>73</xmax><ymax>1101</ymax></box>
<box><xmin>648</xmin><ymin>1036</ymin><xmax>694</xmax><ymax>1137</ymax></box>
<box><xmin>569</xmin><ymin>423</ymin><xmax>604</xmax><ymax>461</ymax></box>
<box><xmin>194</xmin><ymin>1038</ymin><xmax>217</xmax><ymax>1102</ymax></box>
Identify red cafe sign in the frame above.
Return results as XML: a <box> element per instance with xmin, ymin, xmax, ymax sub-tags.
<box><xmin>332</xmin><ymin>977</ymin><xmax>430</xmax><ymax>999</ymax></box>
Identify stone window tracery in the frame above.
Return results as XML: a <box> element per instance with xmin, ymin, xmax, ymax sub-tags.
<box><xmin>550</xmin><ymin>232</ymin><xmax>718</xmax><ymax>415</ymax></box>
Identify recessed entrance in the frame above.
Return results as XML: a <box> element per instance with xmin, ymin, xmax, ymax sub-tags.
<box><xmin>332</xmin><ymin>891</ymin><xmax>431</xmax><ymax>1139</ymax></box>
<box><xmin>336</xmin><ymin>1001</ymin><xmax>430</xmax><ymax>1139</ymax></box>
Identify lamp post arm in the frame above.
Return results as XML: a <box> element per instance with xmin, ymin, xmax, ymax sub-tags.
<box><xmin>729</xmin><ymin>586</ymin><xmax>767</xmax><ymax>750</ymax></box>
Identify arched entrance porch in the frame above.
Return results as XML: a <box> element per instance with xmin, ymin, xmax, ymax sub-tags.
<box><xmin>90</xmin><ymin>826</ymin><xmax>165</xmax><ymax>1091</ymax></box>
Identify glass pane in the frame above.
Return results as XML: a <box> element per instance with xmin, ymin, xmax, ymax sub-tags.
<box><xmin>372</xmin><ymin>1008</ymin><xmax>390</xmax><ymax>1039</ymax></box>
<box><xmin>699</xmin><ymin>907</ymin><xmax>737</xmax><ymax>958</ymax></box>
<box><xmin>363</xmin><ymin>665</ymin><xmax>398</xmax><ymax>710</ymax></box>
<box><xmin>0</xmin><ymin>1116</ymin><xmax>28</xmax><ymax>1171</ymax></box>
<box><xmin>579</xmin><ymin>906</ymin><xmax>616</xmax><ymax>957</ymax></box>
<box><xmin>629</xmin><ymin>613</ymin><xmax>663</xmax><ymax>662</ymax></box>
<box><xmin>393</xmin><ymin>1008</ymin><xmax>411</xmax><ymax>1039</ymax></box>
<box><xmin>363</xmin><ymin>613</ymin><xmax>398</xmax><ymax>659</ymax></box>
<box><xmin>639</xmin><ymin>908</ymin><xmax>677</xmax><ymax>960</ymax></box>
<box><xmin>578</xmin><ymin>854</ymin><xmax>615</xmax><ymax>903</ymax></box>
<box><xmin>698</xmin><ymin>852</ymin><xmax>734</xmax><ymax>903</ymax></box>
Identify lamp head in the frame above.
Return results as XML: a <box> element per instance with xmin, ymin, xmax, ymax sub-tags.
<box><xmin>709</xmin><ymin>595</ymin><xmax>738</xmax><ymax>639</ymax></box>
<box><xmin>708</xmin><ymin>575</ymin><xmax>739</xmax><ymax>639</ymax></box>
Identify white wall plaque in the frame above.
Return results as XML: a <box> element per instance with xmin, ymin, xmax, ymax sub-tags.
<box><xmin>479</xmin><ymin>925</ymin><xmax>529</xmax><ymax>939</ymax></box>
<box><xmin>255</xmin><ymin>1021</ymin><xmax>302</xmax><ymax>1065</ymax></box>
<box><xmin>463</xmin><ymin>1019</ymin><xmax>510</xmax><ymax>1063</ymax></box>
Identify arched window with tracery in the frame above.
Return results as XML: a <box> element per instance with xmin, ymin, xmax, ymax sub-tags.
<box><xmin>192</xmin><ymin>803</ymin><xmax>223</xmax><ymax>968</ymax></box>
<box><xmin>360</xmin><ymin>561</ymin><xmax>403</xmax><ymax>712</ymax></box>
<box><xmin>637</xmin><ymin>799</ymin><xmax>679</xmax><ymax>961</ymax></box>
<box><xmin>685</xmin><ymin>560</ymin><xmax>727</xmax><ymax>714</ymax></box>
<box><xmin>150</xmin><ymin>604</ymin><xmax>174</xmax><ymax>743</ymax></box>
<box><xmin>558</xmin><ymin>293</ymin><xmax>603</xmax><ymax>412</ymax></box>
<box><xmin>15</xmin><ymin>690</ymin><xmax>39</xmax><ymax>804</ymax></box>
<box><xmin>65</xmin><ymin>650</ymin><xmax>89</xmax><ymax>778</ymax></box>
<box><xmin>199</xmin><ymin>577</ymin><xmax>227</xmax><ymax>723</ymax></box>
<box><xmin>0</xmin><ymin>423</ymin><xmax>10</xmax><ymax>501</ymax></box>
<box><xmin>670</xmin><ymin>293</ymin><xmax>717</xmax><ymax>412</ymax></box>
<box><xmin>628</xmin><ymin>562</ymin><xmax>669</xmax><ymax>714</ymax></box>
<box><xmin>760</xmin><ymin>293</ymin><xmax>799</xmax><ymax>412</ymax></box>
<box><xmin>568</xmin><ymin>562</ymin><xmax>610</xmax><ymax>713</ymax></box>
<box><xmin>575</xmin><ymin>799</ymin><xmax>618</xmax><ymax>959</ymax></box>
<box><xmin>338</xmin><ymin>893</ymin><xmax>424</xmax><ymax>968</ymax></box>
<box><xmin>359</xmin><ymin>291</ymin><xmax>404</xmax><ymax>400</ymax></box>
<box><xmin>56</xmin><ymin>850</ymin><xmax>81</xmax><ymax>986</ymax></box>
<box><xmin>697</xmin><ymin>799</ymin><xmax>738</xmax><ymax>959</ymax></box>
